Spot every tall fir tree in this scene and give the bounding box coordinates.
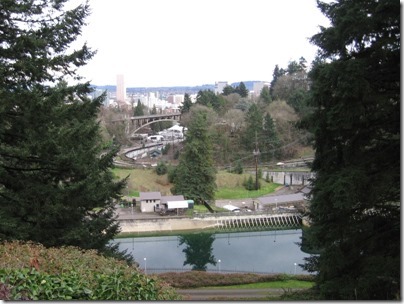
[235,82,249,98]
[0,0,128,260]
[269,64,285,99]
[150,104,161,133]
[195,89,223,113]
[133,99,144,116]
[242,104,263,152]
[262,113,280,161]
[171,112,216,204]
[180,93,193,114]
[303,0,400,300]
[259,86,272,104]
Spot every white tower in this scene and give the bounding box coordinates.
[116,74,126,102]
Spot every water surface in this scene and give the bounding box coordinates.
[114,229,310,274]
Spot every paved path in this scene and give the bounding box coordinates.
[176,288,272,300]
[176,287,305,300]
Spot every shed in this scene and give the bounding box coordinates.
[139,192,162,213]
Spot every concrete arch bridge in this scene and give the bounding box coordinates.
[112,113,182,135]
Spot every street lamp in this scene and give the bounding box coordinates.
[218,259,221,272]
[294,263,297,275]
[144,257,147,274]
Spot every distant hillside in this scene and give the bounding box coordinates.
[92,81,262,93]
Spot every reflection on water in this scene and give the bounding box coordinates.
[113,229,310,274]
[178,233,216,271]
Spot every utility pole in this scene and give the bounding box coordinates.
[253,131,260,190]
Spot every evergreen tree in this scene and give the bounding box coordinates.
[235,82,249,98]
[171,112,216,204]
[262,113,280,161]
[0,0,128,260]
[286,58,306,74]
[298,56,307,70]
[222,85,235,96]
[150,104,161,133]
[180,93,193,114]
[269,64,285,99]
[259,86,272,104]
[195,89,223,113]
[303,0,400,300]
[133,99,144,116]
[241,104,263,151]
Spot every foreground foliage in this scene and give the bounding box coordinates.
[0,241,180,301]
[303,0,400,300]
[0,0,127,259]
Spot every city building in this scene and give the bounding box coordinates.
[167,94,184,105]
[214,81,228,95]
[253,81,271,98]
[116,74,126,103]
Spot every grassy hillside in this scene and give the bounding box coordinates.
[112,168,281,199]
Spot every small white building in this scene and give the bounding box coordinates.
[139,192,193,213]
[139,192,161,212]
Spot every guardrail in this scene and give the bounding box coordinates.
[192,209,300,219]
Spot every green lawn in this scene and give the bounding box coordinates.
[215,183,280,199]
[112,168,282,200]
[202,279,314,290]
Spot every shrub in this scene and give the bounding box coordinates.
[233,161,243,174]
[0,283,11,300]
[155,161,168,175]
[155,271,312,289]
[0,241,181,301]
[243,175,261,190]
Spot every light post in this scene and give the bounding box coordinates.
[294,263,297,275]
[144,257,147,274]
[218,259,221,272]
[253,132,260,191]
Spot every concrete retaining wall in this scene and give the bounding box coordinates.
[264,171,315,186]
[119,217,219,233]
[118,213,303,233]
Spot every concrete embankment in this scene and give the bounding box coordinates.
[117,213,301,234]
[119,217,220,233]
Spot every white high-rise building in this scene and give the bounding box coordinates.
[253,81,270,97]
[214,81,228,94]
[116,74,126,102]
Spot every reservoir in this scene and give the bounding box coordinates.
[114,229,310,274]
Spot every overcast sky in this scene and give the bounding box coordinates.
[73,0,330,87]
